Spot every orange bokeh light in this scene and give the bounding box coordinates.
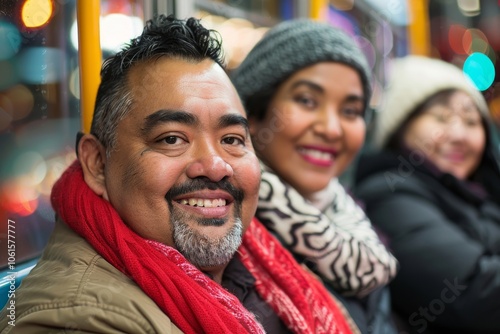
[0,180,39,217]
[489,96,500,121]
[21,0,53,28]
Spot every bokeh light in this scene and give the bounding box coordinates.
[69,67,80,99]
[484,45,497,64]
[21,0,53,28]
[378,21,393,57]
[0,21,21,60]
[17,47,63,84]
[13,151,44,177]
[5,85,35,121]
[100,14,143,52]
[489,95,500,124]
[1,179,39,217]
[200,14,267,70]
[328,7,356,36]
[0,93,13,116]
[463,52,495,91]
[463,28,489,54]
[449,24,467,54]
[355,36,376,69]
[70,14,144,53]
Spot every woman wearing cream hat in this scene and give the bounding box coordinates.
[355,55,500,333]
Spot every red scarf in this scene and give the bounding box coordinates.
[51,161,353,334]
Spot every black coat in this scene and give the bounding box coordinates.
[354,146,500,334]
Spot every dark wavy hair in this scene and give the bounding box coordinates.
[90,15,224,155]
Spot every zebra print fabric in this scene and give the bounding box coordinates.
[256,168,398,298]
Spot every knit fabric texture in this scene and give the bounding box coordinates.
[374,55,489,148]
[231,19,372,114]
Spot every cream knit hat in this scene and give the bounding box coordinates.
[374,55,489,148]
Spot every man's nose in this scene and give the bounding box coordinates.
[186,145,234,182]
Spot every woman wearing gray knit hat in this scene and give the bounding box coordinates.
[232,19,398,333]
[355,55,500,333]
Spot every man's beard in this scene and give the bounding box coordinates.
[165,177,245,268]
[171,214,243,268]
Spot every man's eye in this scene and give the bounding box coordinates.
[162,136,181,144]
[222,136,244,146]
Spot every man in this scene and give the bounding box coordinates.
[0,15,354,333]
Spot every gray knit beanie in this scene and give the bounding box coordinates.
[231,19,372,117]
[374,55,490,149]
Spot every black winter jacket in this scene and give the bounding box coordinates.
[354,146,500,334]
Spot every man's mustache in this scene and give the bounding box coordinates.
[165,177,244,203]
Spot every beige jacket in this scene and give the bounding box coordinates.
[0,220,183,334]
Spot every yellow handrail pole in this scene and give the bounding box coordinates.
[310,0,327,21]
[77,0,102,133]
[408,0,431,56]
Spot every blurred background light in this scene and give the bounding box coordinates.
[463,52,495,91]
[0,21,21,61]
[200,15,267,70]
[328,7,356,36]
[457,0,480,17]
[21,0,54,28]
[5,85,35,121]
[463,28,489,54]
[1,179,39,217]
[0,93,13,117]
[13,151,44,178]
[378,21,394,57]
[17,47,63,84]
[100,14,143,53]
[70,14,143,53]
[355,35,376,69]
[69,67,80,99]
[490,95,500,123]
[363,0,409,26]
[449,24,467,54]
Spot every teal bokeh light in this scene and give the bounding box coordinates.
[463,52,495,91]
[0,21,21,61]
[17,47,63,84]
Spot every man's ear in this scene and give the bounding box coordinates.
[78,134,108,199]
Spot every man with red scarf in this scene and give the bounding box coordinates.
[0,15,356,334]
